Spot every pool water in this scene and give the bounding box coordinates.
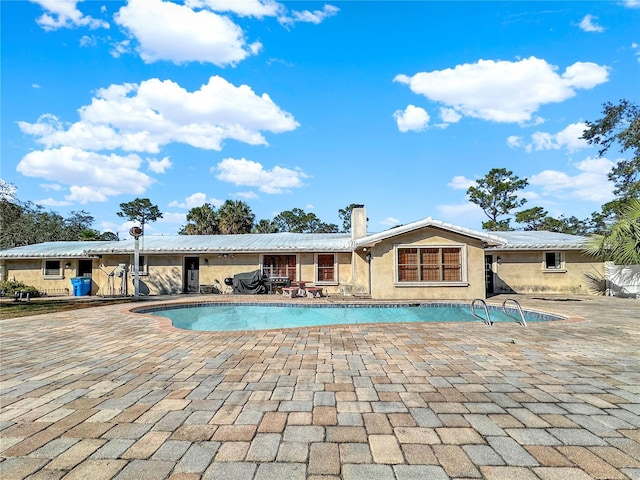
[144,303,559,332]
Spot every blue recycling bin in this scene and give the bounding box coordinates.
[71,277,91,296]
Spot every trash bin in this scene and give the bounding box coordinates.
[71,277,91,296]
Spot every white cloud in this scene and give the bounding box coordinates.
[147,156,172,173]
[521,190,541,202]
[282,5,340,25]
[507,135,522,148]
[529,156,615,202]
[39,183,63,191]
[561,62,610,89]
[17,147,155,204]
[33,0,336,68]
[32,84,41,89]
[512,122,589,153]
[633,43,640,63]
[19,76,299,153]
[212,158,308,194]
[623,0,640,8]
[380,217,401,226]
[114,0,261,66]
[393,105,430,132]
[447,176,475,190]
[578,14,604,33]
[186,0,284,18]
[30,0,109,31]
[79,35,97,47]
[235,191,259,200]
[436,203,484,228]
[394,57,609,124]
[35,197,72,207]
[440,107,462,124]
[168,192,223,209]
[157,212,187,224]
[99,220,118,232]
[110,40,132,58]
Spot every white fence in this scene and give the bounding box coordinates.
[605,262,640,298]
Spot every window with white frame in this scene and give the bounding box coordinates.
[43,260,62,278]
[316,254,337,284]
[129,255,148,275]
[544,251,564,271]
[396,245,465,284]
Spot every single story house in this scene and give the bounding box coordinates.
[0,207,606,299]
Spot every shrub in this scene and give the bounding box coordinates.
[0,280,41,297]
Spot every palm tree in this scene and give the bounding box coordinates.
[585,198,640,265]
[252,219,279,233]
[182,203,220,235]
[218,200,255,234]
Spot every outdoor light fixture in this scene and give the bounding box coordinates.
[204,258,209,264]
[219,253,229,258]
[65,262,71,268]
[497,256,502,264]
[365,253,372,262]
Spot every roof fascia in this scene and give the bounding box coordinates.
[355,218,505,248]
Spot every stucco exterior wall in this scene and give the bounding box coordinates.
[4,259,79,296]
[333,252,353,295]
[359,227,487,300]
[297,252,353,295]
[99,252,354,296]
[5,259,70,294]
[490,250,604,295]
[3,242,603,299]
[198,254,260,288]
[137,255,183,295]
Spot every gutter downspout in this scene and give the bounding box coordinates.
[366,252,372,296]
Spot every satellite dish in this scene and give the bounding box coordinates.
[129,226,143,238]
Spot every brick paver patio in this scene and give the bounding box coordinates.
[1,294,639,479]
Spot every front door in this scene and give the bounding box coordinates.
[78,259,93,277]
[184,257,200,293]
[78,259,93,295]
[484,255,494,296]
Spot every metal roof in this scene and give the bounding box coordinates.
[486,231,590,250]
[0,241,116,258]
[0,234,352,258]
[0,225,592,258]
[36,233,352,256]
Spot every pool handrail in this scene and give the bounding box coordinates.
[471,298,492,326]
[502,298,528,327]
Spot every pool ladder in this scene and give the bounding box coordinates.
[502,298,527,327]
[471,298,492,326]
[471,298,528,327]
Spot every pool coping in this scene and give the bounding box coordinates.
[125,296,583,334]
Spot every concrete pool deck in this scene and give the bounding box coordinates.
[1,294,639,480]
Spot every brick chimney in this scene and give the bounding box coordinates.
[351,205,367,241]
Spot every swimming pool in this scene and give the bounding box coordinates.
[139,302,562,332]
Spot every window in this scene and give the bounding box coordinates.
[396,246,464,283]
[316,254,336,283]
[43,260,62,278]
[262,255,297,280]
[129,255,148,275]
[544,252,564,271]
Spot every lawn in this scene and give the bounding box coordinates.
[0,297,137,320]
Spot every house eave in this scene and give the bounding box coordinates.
[355,217,505,249]
[485,245,588,252]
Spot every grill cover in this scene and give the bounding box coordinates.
[232,270,268,295]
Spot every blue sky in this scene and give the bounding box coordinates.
[2,0,639,238]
